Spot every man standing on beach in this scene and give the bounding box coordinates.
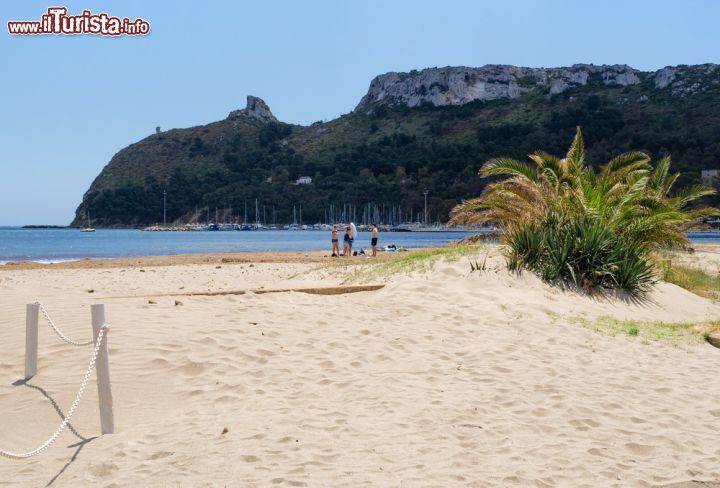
[331,225,340,257]
[343,226,353,257]
[370,223,379,257]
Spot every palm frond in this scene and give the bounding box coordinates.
[479,158,538,182]
[602,151,651,178]
[564,126,585,172]
[669,185,716,208]
[650,155,671,191]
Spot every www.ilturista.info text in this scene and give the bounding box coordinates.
[7,7,150,36]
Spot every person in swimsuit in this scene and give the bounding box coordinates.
[331,225,340,257]
[370,223,379,257]
[343,226,353,257]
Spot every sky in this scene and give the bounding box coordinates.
[1,0,719,225]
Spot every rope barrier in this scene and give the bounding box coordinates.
[0,324,109,460]
[36,302,94,346]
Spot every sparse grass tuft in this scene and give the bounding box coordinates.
[570,315,709,345]
[342,244,486,282]
[659,261,720,301]
[469,252,489,273]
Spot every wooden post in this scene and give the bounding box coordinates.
[91,304,114,434]
[24,303,39,380]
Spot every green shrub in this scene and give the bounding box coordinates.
[451,127,718,296]
[507,215,655,294]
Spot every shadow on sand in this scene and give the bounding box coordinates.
[12,379,98,487]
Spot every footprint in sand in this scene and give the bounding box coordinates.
[179,361,207,376]
[492,365,513,374]
[625,442,656,456]
[150,451,174,460]
[87,462,119,477]
[531,408,551,417]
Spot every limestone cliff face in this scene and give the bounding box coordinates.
[228,95,278,122]
[355,64,720,110]
[649,64,719,95]
[652,67,679,89]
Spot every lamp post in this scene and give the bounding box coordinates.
[423,189,429,227]
[163,190,167,226]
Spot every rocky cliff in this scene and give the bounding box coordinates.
[355,64,719,110]
[228,95,277,122]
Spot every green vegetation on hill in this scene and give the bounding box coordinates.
[72,65,720,227]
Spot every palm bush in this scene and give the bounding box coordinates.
[506,215,655,293]
[450,127,718,295]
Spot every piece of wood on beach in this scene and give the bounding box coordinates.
[251,284,385,295]
[707,331,720,349]
[101,284,385,299]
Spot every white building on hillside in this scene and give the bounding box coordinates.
[701,169,720,186]
[295,176,312,185]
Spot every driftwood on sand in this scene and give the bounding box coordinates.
[102,284,385,299]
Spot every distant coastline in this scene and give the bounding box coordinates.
[20,225,75,229]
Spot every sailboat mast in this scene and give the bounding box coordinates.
[162,190,166,226]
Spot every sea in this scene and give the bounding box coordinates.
[1,227,719,265]
[0,227,480,264]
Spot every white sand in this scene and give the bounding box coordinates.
[1,250,720,487]
[665,245,720,275]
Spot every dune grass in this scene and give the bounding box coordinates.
[659,261,720,301]
[569,315,713,346]
[341,244,487,282]
[369,244,485,274]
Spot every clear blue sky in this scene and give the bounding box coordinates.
[1,0,719,225]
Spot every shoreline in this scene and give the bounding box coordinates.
[0,248,414,271]
[3,242,720,272]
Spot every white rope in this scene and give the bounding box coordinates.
[36,302,93,346]
[0,325,108,460]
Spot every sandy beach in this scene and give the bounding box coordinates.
[1,245,720,487]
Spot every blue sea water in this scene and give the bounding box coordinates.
[0,227,479,264]
[1,227,718,264]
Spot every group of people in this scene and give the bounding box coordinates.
[331,224,379,258]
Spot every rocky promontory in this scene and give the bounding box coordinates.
[355,63,719,110]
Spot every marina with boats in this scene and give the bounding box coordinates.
[141,222,484,232]
[141,197,486,232]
